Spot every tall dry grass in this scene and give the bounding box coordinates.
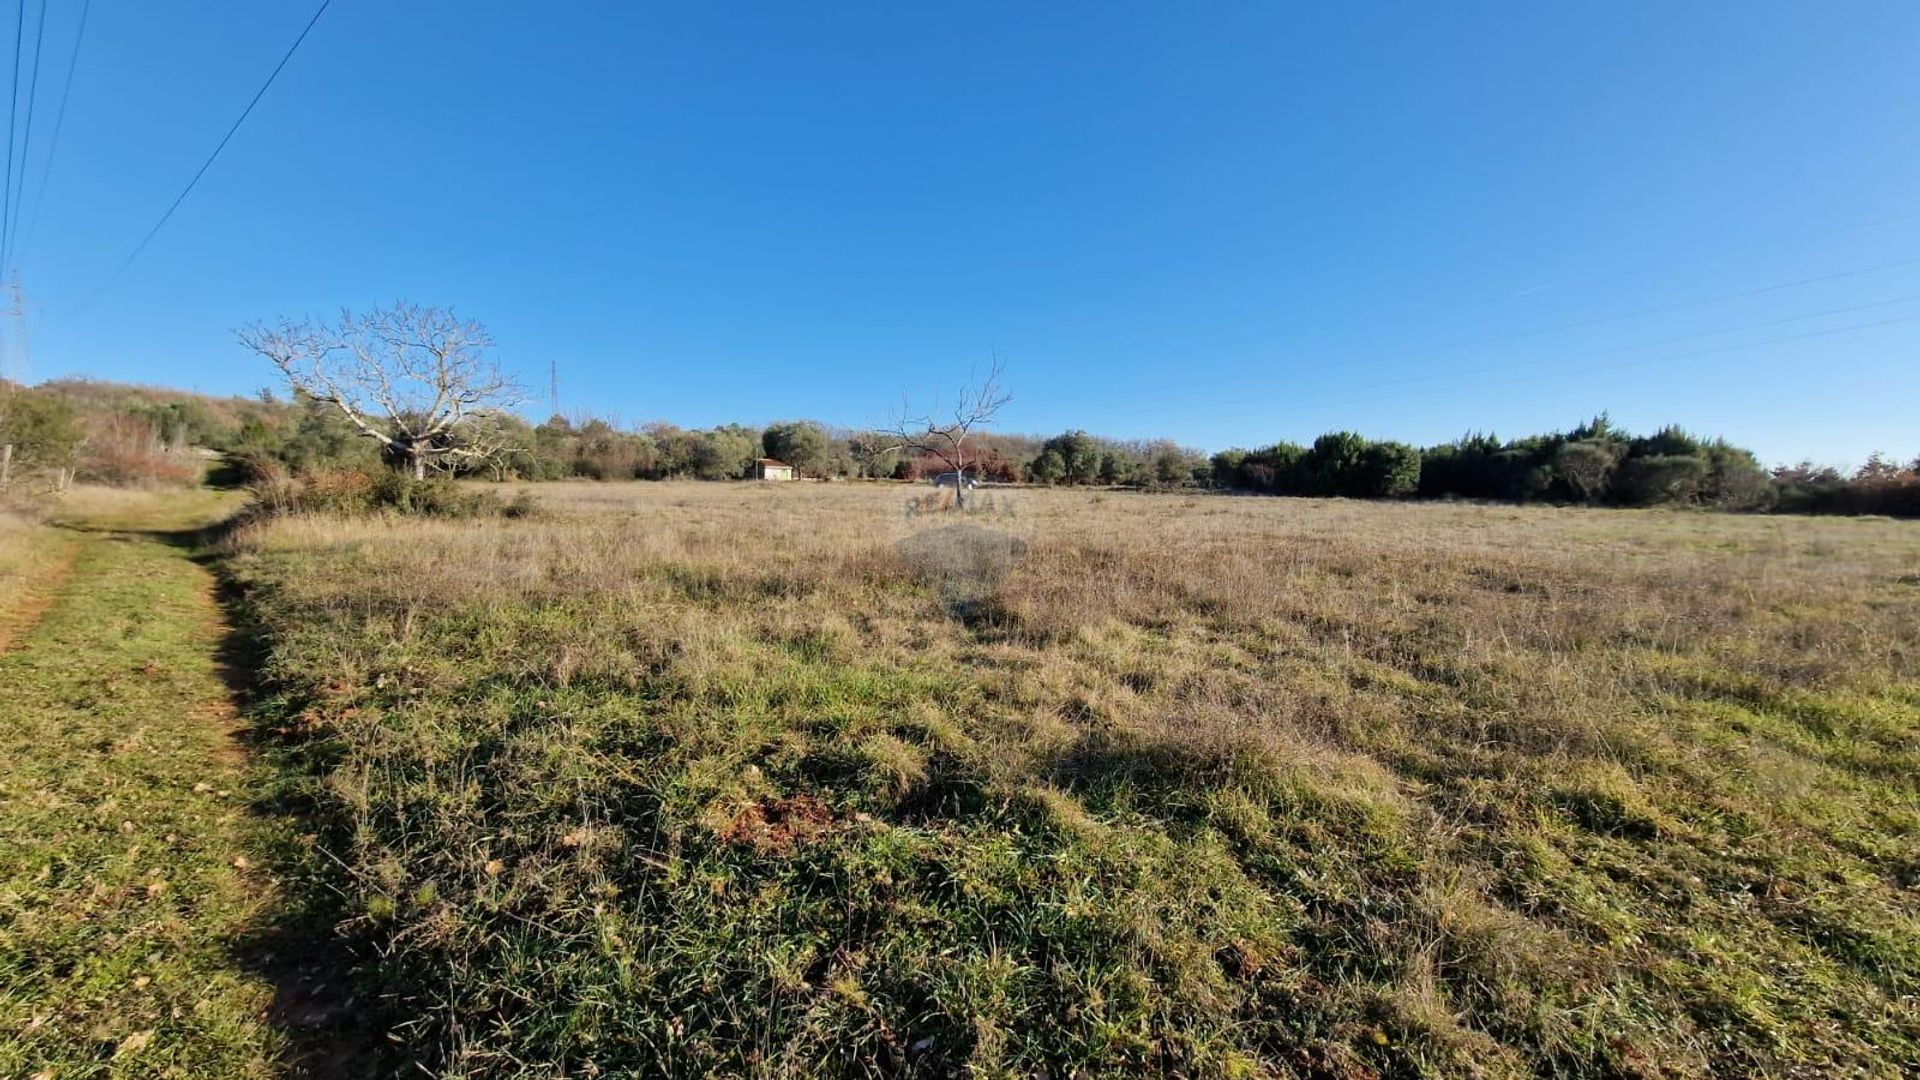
[227,481,1920,1077]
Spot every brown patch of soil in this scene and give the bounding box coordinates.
[718,794,835,854]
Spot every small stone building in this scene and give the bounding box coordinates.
[752,458,796,481]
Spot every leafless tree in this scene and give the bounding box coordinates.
[879,359,1011,509]
[237,302,526,479]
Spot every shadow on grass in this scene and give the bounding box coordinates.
[143,521,400,1080]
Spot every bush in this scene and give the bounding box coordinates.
[1614,455,1709,507]
[1552,440,1622,503]
[246,466,513,518]
[1301,431,1369,495]
[1357,441,1421,497]
[1700,442,1775,510]
[75,413,203,487]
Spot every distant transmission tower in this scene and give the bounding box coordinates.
[0,275,27,388]
[548,358,560,417]
[0,276,24,485]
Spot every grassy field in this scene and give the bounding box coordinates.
[200,481,1920,1078]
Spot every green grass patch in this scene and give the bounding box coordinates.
[0,525,284,1077]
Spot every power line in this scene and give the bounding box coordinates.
[1108,288,1920,422]
[1483,209,1920,302]
[16,0,91,271]
[1367,254,1920,366]
[1147,310,1920,430]
[1202,211,1920,366]
[2,0,22,284]
[4,0,47,275]
[1103,251,1920,410]
[78,0,333,311]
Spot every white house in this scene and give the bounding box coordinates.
[752,458,796,481]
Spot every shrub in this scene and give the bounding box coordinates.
[1357,441,1421,497]
[247,466,511,518]
[1701,442,1775,510]
[1208,449,1247,488]
[1553,440,1623,503]
[1615,455,1709,507]
[75,413,203,487]
[1301,431,1370,495]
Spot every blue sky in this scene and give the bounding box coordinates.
[12,1,1920,465]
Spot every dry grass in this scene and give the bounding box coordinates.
[0,501,71,649]
[225,481,1920,1077]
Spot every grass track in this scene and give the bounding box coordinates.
[0,491,293,1078]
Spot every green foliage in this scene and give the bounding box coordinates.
[1214,415,1879,514]
[1301,431,1369,494]
[1145,440,1206,487]
[246,463,514,518]
[1701,440,1776,510]
[1207,448,1247,488]
[11,377,1913,517]
[277,393,385,473]
[1632,423,1707,459]
[1355,440,1421,497]
[1030,430,1200,488]
[762,420,840,477]
[1031,430,1104,485]
[1553,439,1624,503]
[1615,454,1710,506]
[694,423,761,480]
[0,388,82,471]
[1216,434,1419,498]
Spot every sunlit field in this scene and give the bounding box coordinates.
[223,481,1920,1077]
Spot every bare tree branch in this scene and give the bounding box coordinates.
[878,357,1010,508]
[238,302,526,478]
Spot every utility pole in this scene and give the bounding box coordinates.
[548,358,560,418]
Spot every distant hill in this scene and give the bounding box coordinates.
[0,378,302,487]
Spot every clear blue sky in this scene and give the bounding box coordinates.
[13,1,1920,465]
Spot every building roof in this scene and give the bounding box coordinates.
[756,458,790,467]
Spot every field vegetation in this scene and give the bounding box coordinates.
[6,375,1917,517]
[213,481,1920,1077]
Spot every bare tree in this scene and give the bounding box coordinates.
[237,302,526,479]
[879,359,1011,509]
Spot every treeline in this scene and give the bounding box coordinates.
[2,379,1915,517]
[1208,418,1919,515]
[433,416,1210,488]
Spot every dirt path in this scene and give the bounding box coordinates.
[0,498,304,1077]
